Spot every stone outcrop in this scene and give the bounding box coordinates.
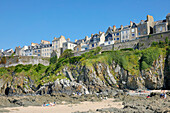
[0,52,169,96]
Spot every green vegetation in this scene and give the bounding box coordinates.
[50,56,57,64]
[0,40,169,86]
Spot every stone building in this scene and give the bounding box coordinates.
[121,25,130,42]
[88,32,105,49]
[15,46,21,56]
[41,44,52,57]
[52,35,67,58]
[137,15,154,36]
[166,13,170,30]
[153,20,168,33]
[33,45,41,56]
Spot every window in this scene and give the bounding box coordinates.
[160,26,162,31]
[38,50,40,53]
[123,36,124,39]
[38,54,40,56]
[56,45,57,48]
[77,48,79,51]
[138,32,140,35]
[92,44,94,47]
[126,36,128,39]
[144,31,146,34]
[35,50,37,53]
[53,46,54,48]
[85,48,88,50]
[169,17,170,20]
[117,38,119,40]
[108,42,110,44]
[131,29,134,32]
[144,25,146,28]
[45,53,46,56]
[138,27,140,30]
[116,33,119,36]
[47,53,48,55]
[132,34,135,37]
[114,38,116,40]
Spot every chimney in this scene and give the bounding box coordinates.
[113,25,116,32]
[91,34,93,38]
[82,39,84,43]
[121,25,123,30]
[1,49,3,52]
[147,15,154,22]
[54,37,57,39]
[99,31,102,34]
[67,38,70,41]
[130,21,133,27]
[75,39,77,42]
[85,36,88,41]
[60,35,65,39]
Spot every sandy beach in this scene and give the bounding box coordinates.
[4,98,123,113]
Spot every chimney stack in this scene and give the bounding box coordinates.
[85,36,88,41]
[130,21,133,27]
[99,31,102,34]
[147,15,154,22]
[91,34,93,38]
[82,39,84,43]
[54,37,57,39]
[113,25,116,32]
[75,39,77,42]
[121,25,123,30]
[67,38,70,41]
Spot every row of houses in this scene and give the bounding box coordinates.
[1,13,170,58]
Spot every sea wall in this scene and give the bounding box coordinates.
[0,56,49,67]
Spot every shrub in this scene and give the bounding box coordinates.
[165,37,169,44]
[141,61,149,70]
[140,47,161,68]
[50,56,57,64]
[151,41,158,47]
[69,56,82,64]
[120,48,134,51]
[60,49,73,59]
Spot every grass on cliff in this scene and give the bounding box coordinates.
[0,41,169,86]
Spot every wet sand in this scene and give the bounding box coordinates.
[4,98,123,113]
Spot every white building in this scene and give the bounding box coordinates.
[63,40,77,52]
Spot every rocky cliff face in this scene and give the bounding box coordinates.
[0,53,169,96]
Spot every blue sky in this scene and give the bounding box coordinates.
[0,0,170,50]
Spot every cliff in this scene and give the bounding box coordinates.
[0,46,169,96]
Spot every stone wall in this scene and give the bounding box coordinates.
[0,56,49,68]
[113,39,139,50]
[139,31,170,50]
